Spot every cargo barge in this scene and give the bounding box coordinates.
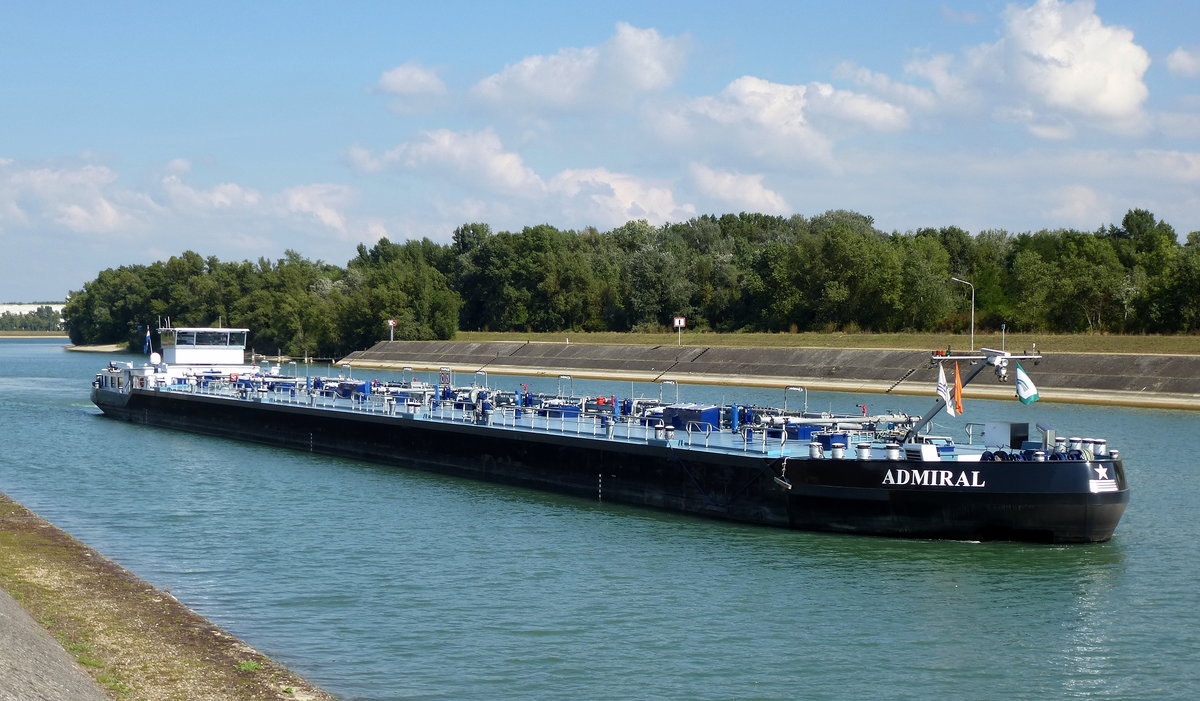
[91,328,1128,543]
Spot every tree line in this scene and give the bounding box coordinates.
[62,208,1200,356]
[0,305,63,331]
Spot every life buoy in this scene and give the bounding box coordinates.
[230,373,239,382]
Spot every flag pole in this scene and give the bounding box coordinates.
[903,348,1041,444]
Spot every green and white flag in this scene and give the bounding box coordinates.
[937,362,955,416]
[1015,362,1039,405]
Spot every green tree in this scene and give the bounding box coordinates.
[897,235,953,330]
[338,238,461,348]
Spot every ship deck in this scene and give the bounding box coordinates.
[154,380,808,459]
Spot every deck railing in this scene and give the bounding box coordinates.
[152,380,781,455]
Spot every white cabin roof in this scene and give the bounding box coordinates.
[158,327,250,334]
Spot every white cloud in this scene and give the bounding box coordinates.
[348,129,696,227]
[0,163,144,235]
[162,174,261,211]
[548,168,695,226]
[348,129,544,197]
[346,145,386,174]
[376,63,446,96]
[166,158,192,174]
[806,82,909,131]
[11,164,118,189]
[1047,184,1106,226]
[658,76,834,166]
[0,157,381,263]
[56,198,131,233]
[835,62,938,112]
[1166,47,1200,77]
[907,51,989,109]
[996,107,1077,139]
[472,22,687,111]
[602,22,687,92]
[281,184,353,235]
[1129,150,1200,183]
[1001,0,1150,127]
[1026,120,1076,140]
[656,73,909,171]
[689,163,789,214]
[374,63,447,114]
[837,0,1151,138]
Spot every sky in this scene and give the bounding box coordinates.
[2,0,1199,301]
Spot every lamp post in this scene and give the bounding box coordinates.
[950,277,975,351]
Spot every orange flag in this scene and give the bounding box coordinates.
[953,361,964,415]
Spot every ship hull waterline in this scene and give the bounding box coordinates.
[92,387,1128,544]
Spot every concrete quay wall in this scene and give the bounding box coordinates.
[340,341,1200,410]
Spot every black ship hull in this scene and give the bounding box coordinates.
[92,388,1128,543]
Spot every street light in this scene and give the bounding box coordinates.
[950,277,975,351]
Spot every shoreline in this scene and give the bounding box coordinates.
[63,343,129,353]
[0,493,337,701]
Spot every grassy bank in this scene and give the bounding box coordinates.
[453,330,1200,355]
[0,494,335,701]
[0,330,67,337]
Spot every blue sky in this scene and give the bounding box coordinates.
[2,0,1198,301]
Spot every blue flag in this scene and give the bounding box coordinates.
[143,327,151,354]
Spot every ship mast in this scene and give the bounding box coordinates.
[903,347,1042,444]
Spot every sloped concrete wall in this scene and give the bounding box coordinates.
[341,341,1200,402]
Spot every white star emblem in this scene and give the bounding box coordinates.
[1093,465,1109,480]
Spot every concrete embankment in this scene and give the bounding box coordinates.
[341,341,1200,410]
[0,493,336,701]
[0,587,109,701]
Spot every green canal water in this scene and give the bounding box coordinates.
[0,337,1196,700]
